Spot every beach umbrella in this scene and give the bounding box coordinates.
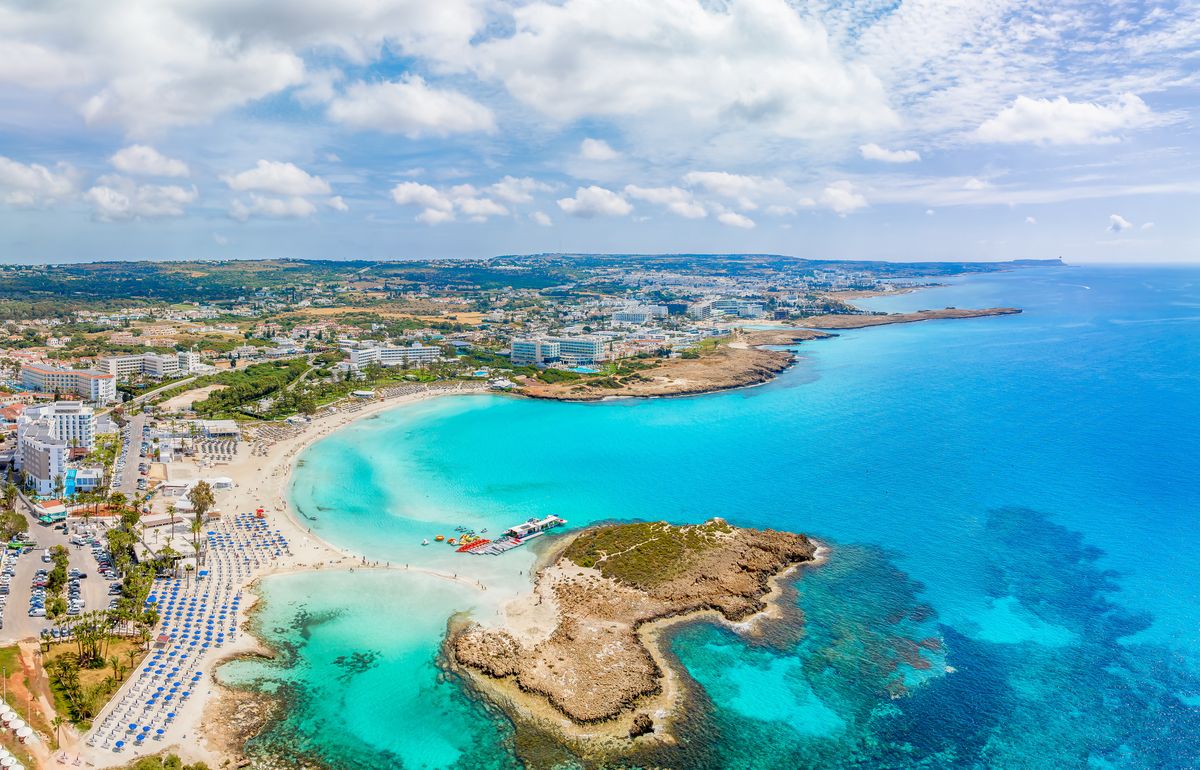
[15,727,32,742]
[0,756,14,767]
[114,741,124,750]
[8,720,25,731]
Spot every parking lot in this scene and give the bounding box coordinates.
[0,519,121,643]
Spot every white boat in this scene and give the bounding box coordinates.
[421,539,429,546]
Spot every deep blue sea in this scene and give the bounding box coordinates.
[221,264,1200,769]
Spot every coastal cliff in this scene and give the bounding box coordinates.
[450,520,817,750]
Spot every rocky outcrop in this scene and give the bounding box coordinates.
[451,521,817,736]
[796,307,1021,329]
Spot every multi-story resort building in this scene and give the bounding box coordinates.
[14,401,97,496]
[511,336,609,366]
[16,421,67,496]
[555,336,609,365]
[100,350,201,380]
[511,339,561,366]
[341,341,443,371]
[18,401,96,452]
[611,305,669,324]
[19,364,116,404]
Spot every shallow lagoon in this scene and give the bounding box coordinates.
[225,265,1200,768]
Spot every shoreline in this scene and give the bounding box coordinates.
[449,524,824,755]
[75,383,492,769]
[77,282,1010,767]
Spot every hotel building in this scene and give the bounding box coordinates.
[341,341,443,370]
[20,364,116,404]
[511,339,561,366]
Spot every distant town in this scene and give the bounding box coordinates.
[0,254,1049,505]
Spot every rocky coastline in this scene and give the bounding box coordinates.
[519,306,1020,402]
[519,329,832,401]
[449,520,818,754]
[796,306,1021,329]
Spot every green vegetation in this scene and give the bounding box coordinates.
[191,358,310,418]
[120,753,210,770]
[563,520,734,589]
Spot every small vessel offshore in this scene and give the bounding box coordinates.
[465,515,567,556]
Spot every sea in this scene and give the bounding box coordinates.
[218,264,1200,769]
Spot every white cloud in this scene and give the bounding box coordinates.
[964,177,991,191]
[488,176,552,205]
[327,76,495,137]
[682,171,792,210]
[416,208,456,225]
[1025,216,1037,224]
[475,0,895,141]
[0,157,77,206]
[819,181,867,215]
[579,138,620,161]
[1107,213,1133,233]
[222,160,331,196]
[1141,222,1155,231]
[327,196,349,212]
[456,196,509,221]
[391,179,515,224]
[624,185,706,219]
[530,211,552,226]
[0,0,488,134]
[110,145,189,178]
[717,211,755,229]
[230,194,317,221]
[390,181,452,210]
[556,186,632,217]
[925,209,935,216]
[85,176,197,221]
[976,94,1155,146]
[859,143,920,163]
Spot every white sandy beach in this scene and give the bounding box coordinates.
[68,383,492,769]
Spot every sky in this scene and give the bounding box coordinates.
[0,0,1197,264]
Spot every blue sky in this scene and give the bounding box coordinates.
[0,0,1197,263]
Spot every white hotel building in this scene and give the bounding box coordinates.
[510,336,609,366]
[20,364,116,404]
[100,350,203,380]
[15,401,95,496]
[341,341,443,371]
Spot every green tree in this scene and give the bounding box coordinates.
[186,481,215,565]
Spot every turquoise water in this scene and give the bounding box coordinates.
[227,265,1200,768]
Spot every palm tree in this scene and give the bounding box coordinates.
[186,481,214,566]
[51,715,65,749]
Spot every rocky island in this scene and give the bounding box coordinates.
[450,520,818,753]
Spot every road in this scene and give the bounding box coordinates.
[113,412,149,498]
[98,376,198,417]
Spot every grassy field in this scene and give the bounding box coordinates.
[44,637,148,729]
[563,520,734,589]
